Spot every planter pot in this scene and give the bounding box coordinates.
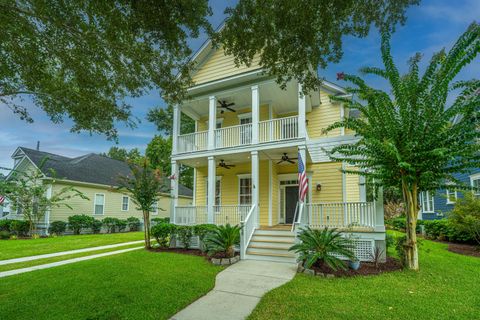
[349,260,361,270]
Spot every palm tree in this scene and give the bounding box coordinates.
[289,227,356,271]
[325,23,480,270]
[203,224,241,258]
[117,159,167,248]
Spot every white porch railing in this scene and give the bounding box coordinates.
[259,116,299,143]
[306,202,375,229]
[215,123,252,148]
[240,204,256,259]
[177,130,208,153]
[213,205,250,226]
[174,206,208,225]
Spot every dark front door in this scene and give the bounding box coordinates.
[285,186,299,224]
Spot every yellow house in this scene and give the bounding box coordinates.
[170,38,386,263]
[3,147,192,232]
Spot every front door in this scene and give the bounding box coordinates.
[285,186,299,224]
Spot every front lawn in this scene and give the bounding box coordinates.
[249,232,480,320]
[0,232,144,260]
[0,250,221,319]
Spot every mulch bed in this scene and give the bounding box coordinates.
[447,243,480,258]
[310,257,402,277]
[148,247,207,257]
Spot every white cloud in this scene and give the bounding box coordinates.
[420,0,480,23]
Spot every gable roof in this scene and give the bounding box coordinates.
[14,147,193,198]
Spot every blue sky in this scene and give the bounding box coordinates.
[0,0,478,173]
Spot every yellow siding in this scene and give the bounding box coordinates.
[271,163,279,225]
[306,90,342,138]
[308,162,343,202]
[345,170,360,202]
[196,105,269,132]
[192,47,262,85]
[49,183,191,222]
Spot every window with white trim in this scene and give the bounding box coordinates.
[420,191,434,213]
[239,176,252,205]
[94,194,105,215]
[121,196,129,211]
[206,177,221,207]
[151,201,159,215]
[446,189,457,204]
[471,176,480,197]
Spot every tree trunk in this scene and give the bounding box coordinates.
[402,180,419,270]
[143,210,151,249]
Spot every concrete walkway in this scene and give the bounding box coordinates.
[0,246,143,278]
[171,260,297,320]
[0,240,146,266]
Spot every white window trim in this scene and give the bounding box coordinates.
[237,112,252,120]
[121,196,129,211]
[93,193,105,215]
[204,118,224,128]
[470,173,480,196]
[237,174,252,205]
[446,189,457,204]
[420,191,435,213]
[151,201,159,215]
[205,176,222,210]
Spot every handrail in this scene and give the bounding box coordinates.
[291,202,304,232]
[240,204,256,259]
[290,202,299,232]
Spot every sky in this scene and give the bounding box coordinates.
[0,0,479,174]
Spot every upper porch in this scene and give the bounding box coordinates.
[172,79,348,158]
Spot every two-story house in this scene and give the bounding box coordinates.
[169,37,386,263]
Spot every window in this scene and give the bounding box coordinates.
[420,191,434,213]
[151,201,159,215]
[94,194,105,215]
[471,175,480,197]
[239,176,252,205]
[122,196,129,211]
[446,189,457,204]
[206,177,221,207]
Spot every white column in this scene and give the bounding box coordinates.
[172,105,181,154]
[298,83,306,138]
[208,96,216,150]
[44,185,53,235]
[375,187,385,232]
[170,160,179,223]
[207,156,216,224]
[251,151,259,226]
[268,159,273,226]
[340,104,345,136]
[251,85,259,144]
[192,168,197,206]
[359,174,366,202]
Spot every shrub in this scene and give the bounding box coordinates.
[151,223,177,247]
[117,219,128,232]
[385,233,395,249]
[395,235,407,266]
[0,219,12,232]
[68,214,92,235]
[424,219,475,244]
[448,193,480,245]
[193,224,217,251]
[91,219,103,234]
[126,217,141,231]
[0,230,10,240]
[388,217,422,233]
[203,224,241,258]
[10,220,30,237]
[176,225,193,249]
[49,221,67,235]
[289,227,355,271]
[102,217,119,233]
[151,217,170,225]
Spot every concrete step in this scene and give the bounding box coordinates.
[254,229,294,237]
[251,235,295,242]
[245,251,297,263]
[248,241,293,249]
[247,246,293,254]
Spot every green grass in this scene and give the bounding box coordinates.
[0,243,143,272]
[0,250,222,320]
[249,231,480,320]
[0,232,145,260]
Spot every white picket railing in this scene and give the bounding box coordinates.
[174,206,208,225]
[306,202,375,229]
[259,116,299,143]
[213,205,250,226]
[177,131,208,153]
[214,123,252,149]
[240,204,256,259]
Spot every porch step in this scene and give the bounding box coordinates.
[245,229,297,264]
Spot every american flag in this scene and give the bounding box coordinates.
[0,195,5,205]
[298,152,308,202]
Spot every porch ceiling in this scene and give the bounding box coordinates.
[178,145,309,168]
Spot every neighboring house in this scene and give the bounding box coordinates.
[419,168,480,220]
[2,147,193,231]
[0,174,9,217]
[169,32,386,263]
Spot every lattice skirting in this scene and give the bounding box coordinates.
[174,235,200,249]
[332,239,375,262]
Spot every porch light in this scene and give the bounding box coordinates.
[316,183,322,192]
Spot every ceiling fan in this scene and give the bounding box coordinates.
[217,159,236,169]
[277,153,298,165]
[218,100,236,114]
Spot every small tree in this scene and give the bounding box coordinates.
[0,163,87,236]
[325,23,480,270]
[449,193,480,246]
[117,159,167,248]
